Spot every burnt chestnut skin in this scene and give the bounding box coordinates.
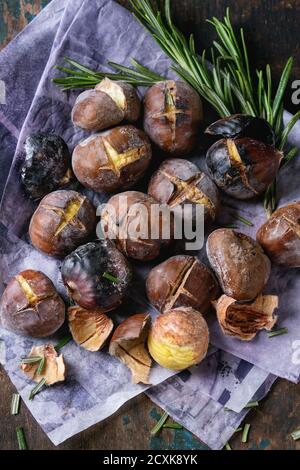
[207,229,271,301]
[146,255,220,314]
[61,241,132,310]
[72,125,152,193]
[205,114,275,146]
[144,80,203,156]
[206,137,282,199]
[148,158,219,223]
[101,191,173,261]
[257,201,300,267]
[0,270,65,337]
[29,190,96,257]
[20,133,73,199]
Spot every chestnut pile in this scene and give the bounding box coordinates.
[3,76,297,387]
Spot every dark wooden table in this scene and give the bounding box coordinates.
[0,0,300,451]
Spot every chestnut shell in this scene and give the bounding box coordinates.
[256,201,300,267]
[0,270,65,338]
[205,114,275,146]
[20,133,73,199]
[206,137,282,199]
[61,240,132,310]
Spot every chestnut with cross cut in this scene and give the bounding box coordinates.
[72,125,152,193]
[144,80,203,156]
[206,137,282,199]
[0,270,65,337]
[256,201,300,267]
[148,158,220,223]
[146,255,220,314]
[72,78,141,131]
[29,190,96,257]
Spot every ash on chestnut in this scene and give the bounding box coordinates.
[146,255,220,314]
[20,133,73,199]
[257,201,300,267]
[148,158,220,223]
[207,229,271,301]
[29,190,96,257]
[72,125,152,193]
[0,270,65,338]
[144,80,203,156]
[206,137,282,199]
[101,191,173,261]
[61,240,132,310]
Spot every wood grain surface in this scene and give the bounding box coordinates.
[0,0,300,451]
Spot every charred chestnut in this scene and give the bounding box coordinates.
[146,255,220,314]
[257,201,300,267]
[72,78,141,131]
[207,229,271,301]
[20,133,73,199]
[29,190,96,257]
[206,137,282,199]
[61,240,132,310]
[148,158,220,222]
[0,270,65,337]
[101,191,174,261]
[144,80,203,156]
[72,125,152,193]
[205,114,275,146]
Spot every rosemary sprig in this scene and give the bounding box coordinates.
[29,377,46,400]
[102,272,121,284]
[163,422,183,430]
[36,356,45,376]
[267,327,288,338]
[242,423,251,443]
[55,334,72,352]
[244,401,259,409]
[150,411,169,436]
[16,427,27,450]
[11,393,21,415]
[291,428,300,441]
[21,356,43,365]
[230,212,254,227]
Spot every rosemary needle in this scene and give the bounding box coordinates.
[21,356,42,365]
[267,327,288,338]
[36,356,45,376]
[150,412,169,436]
[29,378,46,400]
[16,427,27,450]
[102,272,121,284]
[291,428,300,441]
[230,212,254,227]
[163,422,183,430]
[242,423,251,443]
[225,442,232,450]
[244,401,259,409]
[11,393,21,415]
[55,335,72,352]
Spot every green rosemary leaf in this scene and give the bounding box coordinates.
[16,427,27,450]
[163,422,183,430]
[242,423,251,443]
[267,327,288,338]
[282,147,298,168]
[55,335,72,352]
[150,411,169,436]
[230,212,254,227]
[102,272,121,284]
[291,428,300,441]
[244,401,259,409]
[272,57,293,121]
[11,393,21,415]
[29,378,46,400]
[225,442,232,450]
[279,110,300,150]
[234,427,243,433]
[36,356,45,376]
[21,356,42,365]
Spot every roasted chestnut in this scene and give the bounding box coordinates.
[29,190,96,257]
[205,114,275,146]
[72,78,141,131]
[207,229,271,301]
[72,125,152,193]
[213,294,278,341]
[109,313,152,384]
[0,270,65,337]
[101,191,173,261]
[148,158,220,223]
[21,344,66,385]
[146,255,220,314]
[20,133,73,199]
[61,240,132,310]
[144,80,203,155]
[206,137,282,199]
[257,201,300,267]
[68,306,113,351]
[148,307,209,370]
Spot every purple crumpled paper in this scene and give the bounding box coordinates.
[0,0,297,447]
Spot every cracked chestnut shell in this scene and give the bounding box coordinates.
[206,137,282,199]
[205,114,275,146]
[61,240,132,310]
[213,294,278,341]
[29,190,96,257]
[148,307,209,370]
[72,125,152,193]
[109,313,152,384]
[144,80,203,156]
[68,306,113,351]
[146,255,220,314]
[256,201,300,267]
[207,229,271,301]
[72,78,141,131]
[101,191,174,261]
[0,270,65,337]
[148,158,220,223]
[20,133,73,199]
